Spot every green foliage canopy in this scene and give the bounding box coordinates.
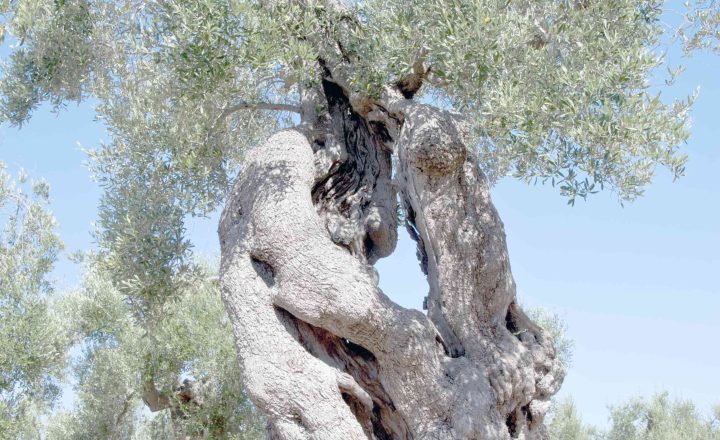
[0,0,700,202]
[0,165,263,437]
[679,0,720,54]
[0,0,708,314]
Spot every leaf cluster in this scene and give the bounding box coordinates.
[679,0,720,54]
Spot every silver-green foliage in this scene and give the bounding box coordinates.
[527,307,574,370]
[0,0,707,203]
[46,260,265,439]
[547,398,598,440]
[679,0,720,53]
[604,393,720,440]
[355,0,694,201]
[0,163,65,440]
[548,394,720,440]
[0,0,707,315]
[0,0,713,316]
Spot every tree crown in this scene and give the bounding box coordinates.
[0,0,700,202]
[0,0,712,331]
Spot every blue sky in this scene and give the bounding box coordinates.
[2,8,719,430]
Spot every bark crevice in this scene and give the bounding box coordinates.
[250,255,276,288]
[276,305,411,440]
[310,74,397,264]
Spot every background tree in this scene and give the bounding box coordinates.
[604,393,720,440]
[545,393,720,440]
[0,0,715,438]
[45,260,266,440]
[0,160,264,439]
[546,398,597,440]
[0,163,65,439]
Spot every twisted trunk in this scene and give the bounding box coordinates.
[218,77,564,439]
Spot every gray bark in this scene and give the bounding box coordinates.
[218,74,564,439]
[143,378,219,439]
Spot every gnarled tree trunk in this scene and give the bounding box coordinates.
[218,70,564,439]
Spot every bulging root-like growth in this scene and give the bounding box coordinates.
[219,83,564,439]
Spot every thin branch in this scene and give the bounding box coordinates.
[396,46,430,99]
[221,101,302,119]
[206,101,301,141]
[114,391,136,428]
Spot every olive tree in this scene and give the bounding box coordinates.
[546,393,720,440]
[0,164,65,439]
[0,162,263,439]
[45,261,265,439]
[546,398,597,440]
[0,0,711,438]
[604,393,720,440]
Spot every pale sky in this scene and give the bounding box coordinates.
[2,4,719,430]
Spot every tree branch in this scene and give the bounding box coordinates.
[221,101,302,118]
[207,101,302,140]
[142,379,171,412]
[395,46,430,99]
[114,391,136,429]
